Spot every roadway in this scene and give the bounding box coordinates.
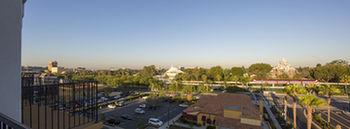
[319,110,350,129]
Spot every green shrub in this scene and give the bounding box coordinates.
[225,86,249,93]
[206,125,216,129]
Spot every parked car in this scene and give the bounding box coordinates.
[103,119,120,127]
[107,104,116,109]
[98,97,108,103]
[139,104,146,108]
[116,101,124,107]
[113,95,121,100]
[179,103,189,108]
[148,118,163,126]
[134,108,145,114]
[121,114,132,120]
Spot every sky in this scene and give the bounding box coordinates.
[22,0,350,69]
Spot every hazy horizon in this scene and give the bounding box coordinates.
[22,0,350,69]
[22,57,349,70]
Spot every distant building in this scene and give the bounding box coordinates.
[75,67,86,72]
[179,66,186,71]
[51,67,60,73]
[48,61,59,73]
[183,93,262,129]
[270,58,297,79]
[22,66,45,74]
[164,66,183,80]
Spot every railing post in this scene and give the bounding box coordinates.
[95,82,98,123]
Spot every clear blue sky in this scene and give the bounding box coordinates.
[22,0,350,69]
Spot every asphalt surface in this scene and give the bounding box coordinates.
[320,110,350,129]
[102,99,186,129]
[331,97,350,111]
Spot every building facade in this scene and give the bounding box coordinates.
[183,93,262,129]
[164,66,184,80]
[270,58,297,79]
[48,61,59,73]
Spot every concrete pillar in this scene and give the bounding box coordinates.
[0,0,25,122]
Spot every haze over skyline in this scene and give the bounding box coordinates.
[22,0,350,69]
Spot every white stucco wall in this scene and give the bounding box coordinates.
[0,0,24,122]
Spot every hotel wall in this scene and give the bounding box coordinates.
[0,0,24,122]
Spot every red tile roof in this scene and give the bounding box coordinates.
[184,93,262,129]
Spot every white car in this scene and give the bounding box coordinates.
[139,104,146,108]
[107,104,116,109]
[134,108,145,114]
[179,103,189,108]
[148,118,163,126]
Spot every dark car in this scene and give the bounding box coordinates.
[120,114,132,120]
[104,119,121,127]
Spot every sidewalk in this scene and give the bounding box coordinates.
[173,122,205,129]
[158,114,182,129]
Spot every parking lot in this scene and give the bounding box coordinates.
[102,98,187,129]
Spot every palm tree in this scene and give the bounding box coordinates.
[304,84,319,95]
[319,85,341,124]
[240,73,251,90]
[286,84,306,129]
[299,95,326,129]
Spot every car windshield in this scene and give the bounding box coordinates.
[152,119,159,122]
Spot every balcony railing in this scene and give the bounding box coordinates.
[0,112,29,129]
[21,74,98,129]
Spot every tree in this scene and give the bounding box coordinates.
[198,83,211,93]
[201,75,209,83]
[149,79,163,92]
[298,95,326,129]
[169,80,183,94]
[285,84,306,129]
[319,85,341,124]
[231,67,246,77]
[341,75,350,83]
[304,84,319,95]
[248,63,272,79]
[240,73,251,90]
[208,66,224,81]
[182,85,194,101]
[311,60,349,82]
[223,69,231,87]
[140,65,157,77]
[295,67,312,79]
[230,67,246,84]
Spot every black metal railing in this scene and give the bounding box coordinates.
[0,112,29,129]
[21,75,98,129]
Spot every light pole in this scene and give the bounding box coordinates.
[167,100,170,128]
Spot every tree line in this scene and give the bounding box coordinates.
[176,59,350,83]
[59,59,350,88]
